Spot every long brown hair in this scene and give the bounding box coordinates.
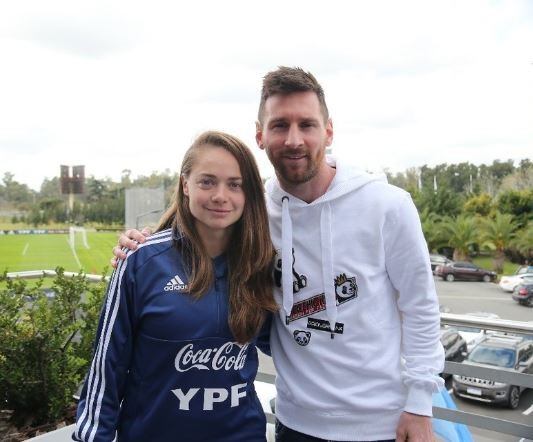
[157,131,277,343]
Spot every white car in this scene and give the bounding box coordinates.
[499,272,533,292]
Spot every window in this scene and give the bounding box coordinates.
[521,345,533,361]
[469,346,516,368]
[448,334,459,346]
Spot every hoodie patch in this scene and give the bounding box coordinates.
[287,293,326,322]
[293,330,311,346]
[307,317,344,335]
[274,249,308,293]
[334,273,358,305]
[284,273,359,323]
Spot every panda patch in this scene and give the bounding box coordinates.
[334,273,358,305]
[293,330,311,346]
[273,248,308,293]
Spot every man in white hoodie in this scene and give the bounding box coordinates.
[113,67,444,442]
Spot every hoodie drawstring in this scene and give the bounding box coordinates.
[320,203,337,339]
[280,196,338,338]
[281,196,294,324]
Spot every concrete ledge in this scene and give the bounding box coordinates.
[26,424,75,441]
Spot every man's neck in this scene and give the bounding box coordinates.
[278,164,336,203]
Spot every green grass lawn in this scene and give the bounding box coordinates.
[0,231,118,276]
[2,231,522,279]
[471,256,520,276]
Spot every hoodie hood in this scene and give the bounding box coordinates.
[265,155,387,337]
[265,155,386,207]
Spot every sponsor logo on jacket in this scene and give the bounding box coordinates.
[164,274,188,292]
[170,343,252,411]
[171,383,248,411]
[174,342,250,372]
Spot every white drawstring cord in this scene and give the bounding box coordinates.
[281,196,294,324]
[321,203,337,338]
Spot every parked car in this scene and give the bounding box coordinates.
[511,277,533,307]
[430,254,452,272]
[455,312,500,353]
[23,287,57,303]
[435,261,496,282]
[516,265,533,275]
[499,269,533,292]
[440,328,467,378]
[452,334,533,409]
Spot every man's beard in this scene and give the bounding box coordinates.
[266,147,324,185]
[276,158,319,185]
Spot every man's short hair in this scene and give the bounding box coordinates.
[257,66,329,124]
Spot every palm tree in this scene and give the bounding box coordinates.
[479,212,518,273]
[439,215,479,261]
[510,223,533,262]
[419,208,444,253]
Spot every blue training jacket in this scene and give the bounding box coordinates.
[73,229,267,442]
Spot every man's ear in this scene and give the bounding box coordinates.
[181,175,189,196]
[255,121,264,150]
[325,118,334,147]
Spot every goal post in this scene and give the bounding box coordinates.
[69,226,90,249]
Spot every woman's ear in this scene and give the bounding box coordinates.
[181,175,189,196]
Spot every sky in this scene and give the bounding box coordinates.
[1,0,532,191]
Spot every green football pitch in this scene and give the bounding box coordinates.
[0,231,119,276]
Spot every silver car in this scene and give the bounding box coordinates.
[452,334,533,409]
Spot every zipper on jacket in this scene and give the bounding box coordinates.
[215,276,221,334]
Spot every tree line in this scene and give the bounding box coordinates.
[1,159,531,268]
[0,169,178,226]
[385,159,532,270]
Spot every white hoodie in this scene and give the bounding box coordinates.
[265,156,444,441]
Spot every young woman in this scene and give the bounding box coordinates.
[74,131,277,442]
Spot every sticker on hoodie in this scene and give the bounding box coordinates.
[307,317,344,335]
[293,330,311,346]
[334,273,358,305]
[284,273,359,323]
[273,249,308,293]
[287,293,326,322]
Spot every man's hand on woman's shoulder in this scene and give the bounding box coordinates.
[110,227,152,268]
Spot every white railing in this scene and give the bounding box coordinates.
[5,269,109,283]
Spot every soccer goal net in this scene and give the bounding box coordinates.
[69,226,90,249]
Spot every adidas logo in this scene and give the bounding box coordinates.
[164,274,188,292]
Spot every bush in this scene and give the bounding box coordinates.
[0,268,107,428]
[497,189,533,227]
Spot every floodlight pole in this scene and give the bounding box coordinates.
[69,193,74,214]
[60,165,85,219]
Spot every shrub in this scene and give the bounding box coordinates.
[463,193,493,217]
[0,268,107,428]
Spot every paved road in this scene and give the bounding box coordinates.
[258,277,533,442]
[436,277,532,322]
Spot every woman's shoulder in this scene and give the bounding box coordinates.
[124,228,176,267]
